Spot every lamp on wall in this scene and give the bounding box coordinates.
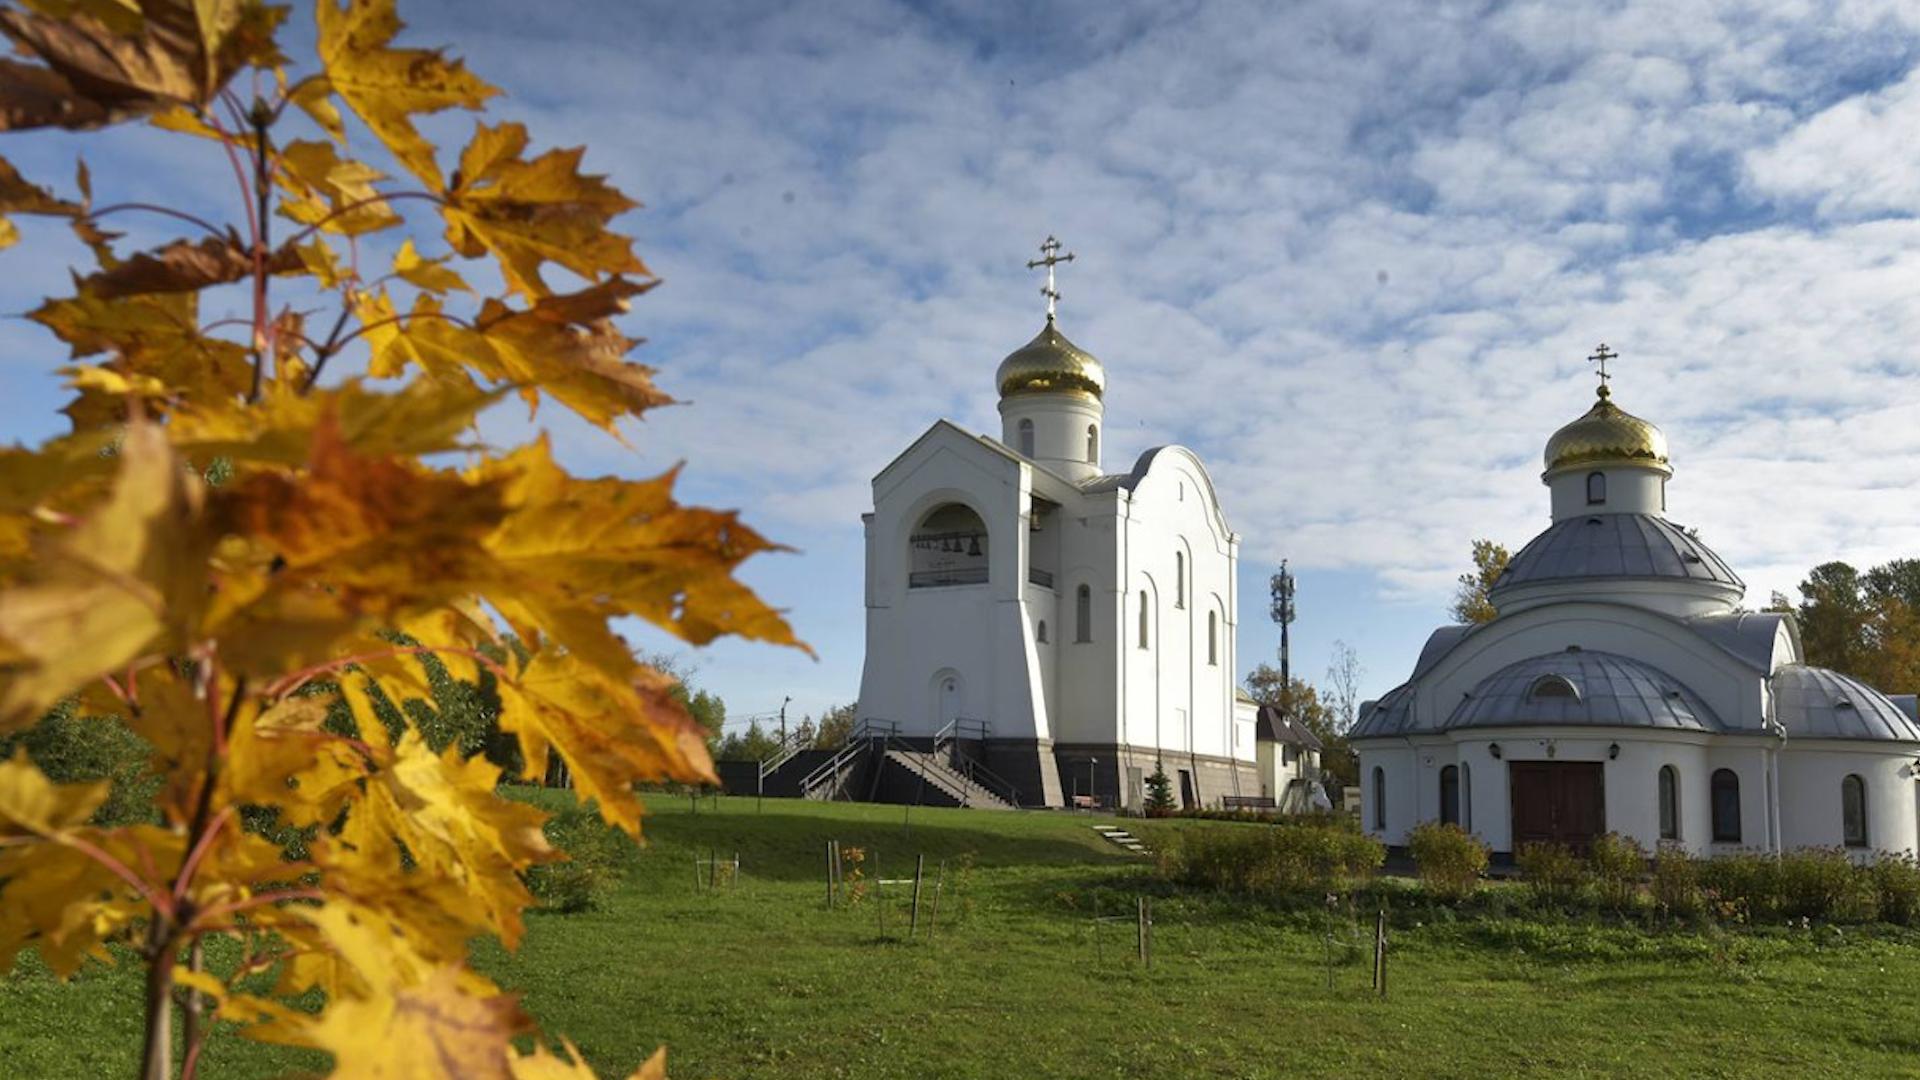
[1608,742,1620,761]
[1488,743,1502,760]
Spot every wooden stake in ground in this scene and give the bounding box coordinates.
[875,852,884,935]
[1144,896,1153,970]
[929,859,945,938]
[909,854,925,938]
[1136,897,1147,965]
[1372,908,1387,998]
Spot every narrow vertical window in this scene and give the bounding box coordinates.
[1086,424,1098,463]
[1036,620,1048,645]
[1586,471,1606,505]
[1460,762,1472,831]
[1711,768,1741,843]
[1137,590,1149,649]
[1017,418,1034,457]
[1207,611,1218,665]
[1174,552,1185,608]
[1439,765,1459,826]
[1658,765,1679,840]
[1371,766,1386,831]
[1842,774,1867,848]
[1075,585,1091,643]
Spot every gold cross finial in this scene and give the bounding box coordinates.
[1588,343,1617,399]
[1026,235,1075,322]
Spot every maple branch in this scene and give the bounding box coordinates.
[300,301,359,393]
[248,101,274,401]
[188,888,326,929]
[84,202,226,238]
[328,307,476,352]
[180,938,207,1080]
[172,804,236,903]
[59,834,174,920]
[202,112,260,259]
[284,191,445,246]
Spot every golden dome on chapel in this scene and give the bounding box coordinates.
[996,317,1106,399]
[1543,386,1671,477]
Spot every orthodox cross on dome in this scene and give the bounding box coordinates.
[1026,235,1075,322]
[1588,343,1617,399]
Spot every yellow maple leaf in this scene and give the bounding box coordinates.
[314,0,496,190]
[167,378,500,468]
[0,0,284,131]
[392,237,469,293]
[276,137,401,235]
[442,121,647,299]
[495,653,714,838]
[0,748,108,835]
[510,1040,667,1080]
[0,421,210,727]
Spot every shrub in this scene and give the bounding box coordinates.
[1166,821,1382,895]
[1515,843,1587,907]
[1650,843,1703,918]
[1589,832,1646,911]
[0,702,158,827]
[1407,821,1488,901]
[1697,852,1777,923]
[1777,848,1875,923]
[1870,852,1920,926]
[525,802,635,913]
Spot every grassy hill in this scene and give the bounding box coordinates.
[5,794,1920,1077]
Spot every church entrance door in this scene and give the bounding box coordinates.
[1508,761,1604,854]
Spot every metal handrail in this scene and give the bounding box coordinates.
[757,728,814,789]
[799,719,898,798]
[951,753,1021,807]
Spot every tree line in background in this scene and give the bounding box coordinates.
[1450,540,1920,694]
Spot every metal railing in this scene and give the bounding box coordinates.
[927,717,1020,807]
[909,568,988,588]
[756,727,814,793]
[799,719,898,799]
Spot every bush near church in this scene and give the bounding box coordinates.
[1407,821,1488,901]
[1161,817,1384,894]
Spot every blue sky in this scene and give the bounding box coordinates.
[4,0,1920,730]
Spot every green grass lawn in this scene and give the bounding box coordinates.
[5,794,1920,1078]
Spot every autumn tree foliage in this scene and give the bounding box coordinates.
[1449,538,1511,625]
[0,2,800,1077]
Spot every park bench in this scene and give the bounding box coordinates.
[1220,795,1277,811]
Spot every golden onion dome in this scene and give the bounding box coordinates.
[995,317,1105,399]
[1544,387,1670,476]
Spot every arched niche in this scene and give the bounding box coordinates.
[909,502,990,588]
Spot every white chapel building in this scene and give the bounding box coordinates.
[855,241,1259,809]
[1351,359,1920,857]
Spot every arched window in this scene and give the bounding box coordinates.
[1842,774,1867,848]
[1658,765,1679,841]
[1137,590,1149,649]
[908,503,988,588]
[1460,762,1472,831]
[1174,552,1185,608]
[1586,471,1607,505]
[1439,765,1460,826]
[1017,418,1034,457]
[1711,768,1741,843]
[1075,585,1092,643]
[1528,674,1580,701]
[1371,766,1386,831]
[1085,424,1098,463]
[1206,611,1218,665]
[1036,620,1048,645]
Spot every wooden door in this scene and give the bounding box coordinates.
[1508,761,1605,853]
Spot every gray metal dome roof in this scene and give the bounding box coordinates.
[1351,651,1724,738]
[1772,666,1920,742]
[1491,513,1743,596]
[1446,651,1722,733]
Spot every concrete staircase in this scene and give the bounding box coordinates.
[876,748,1015,810]
[1092,823,1151,855]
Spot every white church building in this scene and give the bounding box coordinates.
[1351,356,1920,857]
[855,240,1259,809]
